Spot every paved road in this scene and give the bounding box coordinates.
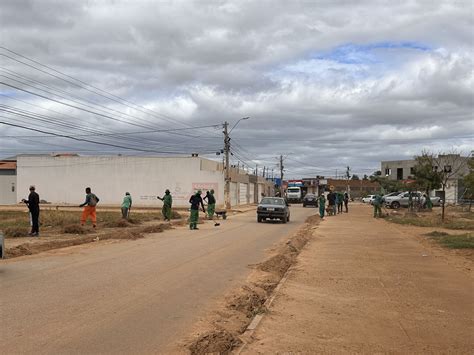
[1,205,316,354]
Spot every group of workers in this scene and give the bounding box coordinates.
[121,188,217,230]
[21,186,218,236]
[317,191,349,219]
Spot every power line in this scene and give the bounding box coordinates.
[0,46,219,136]
[0,120,219,155]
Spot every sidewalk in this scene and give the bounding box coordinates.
[242,204,473,353]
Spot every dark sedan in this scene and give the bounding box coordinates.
[302,193,318,207]
[257,197,290,223]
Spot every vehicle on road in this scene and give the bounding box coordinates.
[384,191,442,209]
[362,195,376,204]
[286,186,302,203]
[302,193,318,207]
[257,197,290,223]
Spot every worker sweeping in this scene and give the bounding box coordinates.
[189,190,205,230]
[318,193,326,219]
[157,189,173,221]
[79,187,99,228]
[203,189,216,220]
[373,193,383,218]
[121,192,132,220]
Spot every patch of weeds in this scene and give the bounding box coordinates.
[171,210,182,219]
[3,226,30,238]
[103,219,130,228]
[62,224,87,234]
[424,231,449,237]
[425,231,474,249]
[140,223,172,234]
[433,233,474,249]
[387,216,474,230]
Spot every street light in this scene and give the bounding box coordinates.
[224,117,250,210]
[229,116,250,134]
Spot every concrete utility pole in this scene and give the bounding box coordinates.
[223,121,231,210]
[280,155,284,196]
[223,117,250,210]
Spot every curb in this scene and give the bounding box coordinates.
[235,265,294,354]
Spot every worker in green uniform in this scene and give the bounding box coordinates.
[203,189,216,219]
[318,193,326,219]
[373,194,383,218]
[189,190,205,230]
[157,189,173,221]
[121,192,132,219]
[425,194,433,210]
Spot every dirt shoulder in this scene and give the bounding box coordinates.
[241,204,473,354]
[178,214,320,354]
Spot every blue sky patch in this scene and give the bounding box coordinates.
[314,41,432,64]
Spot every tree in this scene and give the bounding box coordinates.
[363,174,369,180]
[413,152,441,194]
[414,150,468,220]
[351,174,360,180]
[462,154,474,211]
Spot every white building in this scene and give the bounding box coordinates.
[381,154,470,204]
[0,160,17,205]
[14,155,272,207]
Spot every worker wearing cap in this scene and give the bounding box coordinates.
[157,189,173,221]
[121,192,132,219]
[189,190,205,230]
[22,185,40,236]
[203,189,216,219]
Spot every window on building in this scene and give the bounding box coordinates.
[444,165,452,173]
[410,167,415,174]
[385,168,391,176]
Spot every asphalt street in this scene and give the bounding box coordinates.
[1,205,317,354]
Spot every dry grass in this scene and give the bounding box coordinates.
[386,207,474,231]
[0,209,165,238]
[3,226,30,238]
[424,231,474,249]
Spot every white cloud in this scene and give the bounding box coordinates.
[0,0,473,176]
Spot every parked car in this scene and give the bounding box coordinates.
[302,193,318,207]
[257,197,290,223]
[383,191,401,198]
[384,191,442,209]
[362,195,376,204]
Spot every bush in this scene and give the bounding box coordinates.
[62,224,87,234]
[3,227,30,238]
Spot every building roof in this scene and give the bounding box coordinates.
[0,161,17,170]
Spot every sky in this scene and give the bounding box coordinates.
[1,0,473,178]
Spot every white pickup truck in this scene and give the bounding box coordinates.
[384,192,442,209]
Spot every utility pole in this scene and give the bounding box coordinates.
[223,121,231,210]
[280,155,284,196]
[346,166,351,198]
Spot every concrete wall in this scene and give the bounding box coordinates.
[381,160,416,181]
[0,174,17,205]
[17,156,225,207]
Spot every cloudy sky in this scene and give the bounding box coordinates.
[1,0,473,178]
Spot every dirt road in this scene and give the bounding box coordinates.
[243,204,474,353]
[0,206,316,354]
